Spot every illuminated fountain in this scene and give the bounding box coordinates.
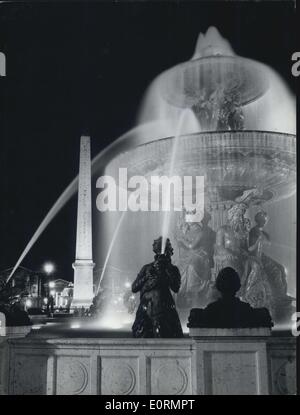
[99,27,296,327]
[3,26,296,398]
[7,27,296,331]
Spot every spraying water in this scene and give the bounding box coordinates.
[161,108,197,253]
[95,210,127,296]
[95,185,149,295]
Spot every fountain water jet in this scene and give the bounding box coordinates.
[95,211,127,296]
[161,108,199,253]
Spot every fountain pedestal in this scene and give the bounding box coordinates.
[206,201,234,231]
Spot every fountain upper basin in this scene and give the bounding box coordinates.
[105,130,296,207]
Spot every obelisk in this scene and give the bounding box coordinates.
[72,136,94,309]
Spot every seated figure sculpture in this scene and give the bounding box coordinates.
[131,237,183,338]
[249,210,295,322]
[214,203,273,315]
[188,267,273,328]
[175,209,216,309]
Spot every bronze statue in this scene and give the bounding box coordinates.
[131,237,183,338]
[249,210,294,321]
[188,267,273,328]
[214,204,273,314]
[175,210,216,308]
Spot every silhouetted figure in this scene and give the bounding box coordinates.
[0,283,31,326]
[188,267,273,328]
[214,204,272,313]
[0,302,31,327]
[89,299,97,317]
[132,237,183,338]
[47,295,54,315]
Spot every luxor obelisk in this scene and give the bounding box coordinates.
[72,136,94,309]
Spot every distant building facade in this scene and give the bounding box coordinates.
[44,278,73,311]
[0,267,73,312]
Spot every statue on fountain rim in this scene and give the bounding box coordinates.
[175,209,216,309]
[248,210,295,322]
[131,237,183,338]
[214,203,274,316]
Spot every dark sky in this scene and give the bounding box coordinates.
[0,1,296,280]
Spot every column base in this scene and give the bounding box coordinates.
[71,259,94,310]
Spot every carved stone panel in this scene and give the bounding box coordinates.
[56,356,91,395]
[100,357,139,395]
[269,352,296,395]
[150,357,192,395]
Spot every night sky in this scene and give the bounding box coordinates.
[0,1,296,281]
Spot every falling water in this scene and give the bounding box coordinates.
[161,108,197,253]
[95,185,149,295]
[95,210,127,296]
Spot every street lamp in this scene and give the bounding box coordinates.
[43,262,55,275]
[25,298,32,312]
[43,262,56,314]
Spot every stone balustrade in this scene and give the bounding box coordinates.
[0,330,296,395]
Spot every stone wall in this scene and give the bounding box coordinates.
[0,338,8,395]
[0,335,296,395]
